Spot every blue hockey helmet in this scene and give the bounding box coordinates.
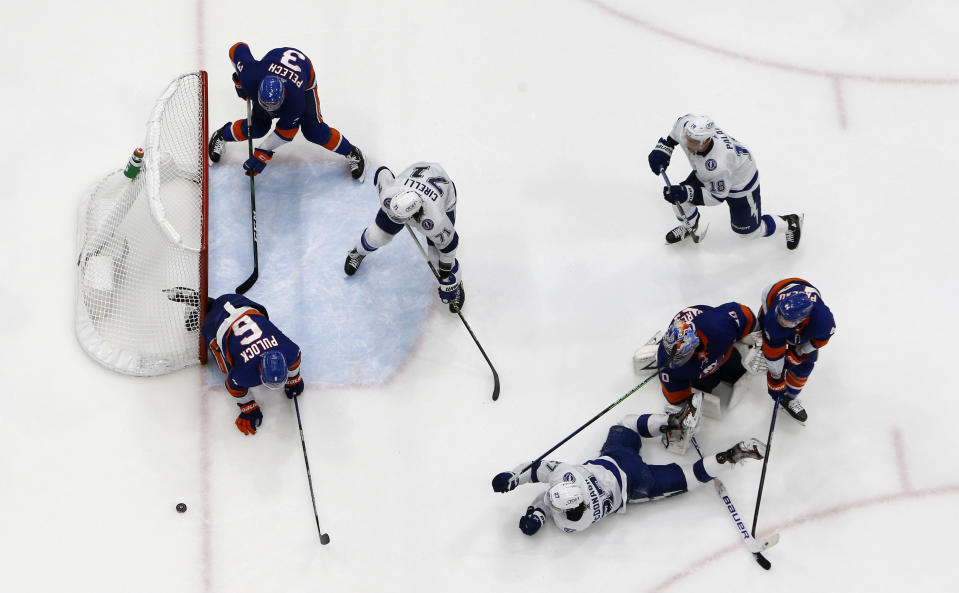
[257,75,286,111]
[663,318,700,367]
[775,292,814,327]
[260,350,287,390]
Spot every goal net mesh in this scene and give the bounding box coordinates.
[75,71,209,376]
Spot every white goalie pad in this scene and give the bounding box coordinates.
[633,330,663,375]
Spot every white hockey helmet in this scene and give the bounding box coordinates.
[546,480,586,511]
[683,115,715,141]
[387,191,423,221]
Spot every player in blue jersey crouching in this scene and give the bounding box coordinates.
[208,42,365,182]
[164,288,304,436]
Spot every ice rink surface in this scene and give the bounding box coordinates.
[3,1,958,592]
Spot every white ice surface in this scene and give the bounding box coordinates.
[3,1,958,592]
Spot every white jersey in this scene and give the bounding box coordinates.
[378,161,458,261]
[526,458,627,534]
[668,114,759,205]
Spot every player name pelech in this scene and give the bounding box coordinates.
[266,63,305,88]
[238,335,281,363]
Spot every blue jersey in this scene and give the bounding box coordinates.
[656,302,756,403]
[201,294,302,398]
[760,278,835,363]
[230,42,316,142]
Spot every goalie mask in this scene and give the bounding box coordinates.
[546,480,586,512]
[663,318,700,367]
[387,191,423,222]
[775,292,814,328]
[259,350,287,390]
[258,75,286,112]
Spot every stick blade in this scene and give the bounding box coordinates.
[235,270,258,295]
[491,369,501,401]
[754,552,771,570]
[319,533,331,545]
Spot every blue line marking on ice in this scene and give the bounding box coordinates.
[206,159,434,387]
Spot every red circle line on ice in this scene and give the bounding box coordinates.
[582,0,959,86]
[646,483,959,592]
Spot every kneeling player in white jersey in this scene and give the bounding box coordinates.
[491,414,765,535]
[344,162,465,313]
[647,113,802,248]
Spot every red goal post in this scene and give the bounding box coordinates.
[75,71,209,375]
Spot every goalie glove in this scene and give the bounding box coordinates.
[648,137,675,174]
[235,400,263,435]
[519,506,547,536]
[243,148,274,177]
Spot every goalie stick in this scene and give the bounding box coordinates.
[691,436,779,570]
[660,168,708,244]
[404,225,500,401]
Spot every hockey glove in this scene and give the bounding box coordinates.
[785,346,812,366]
[232,72,248,100]
[235,401,263,435]
[648,138,675,174]
[492,472,519,493]
[243,149,274,177]
[767,372,792,400]
[437,260,461,306]
[663,184,695,205]
[285,373,304,399]
[519,506,546,536]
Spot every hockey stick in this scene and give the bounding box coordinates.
[751,393,782,542]
[404,225,500,401]
[691,437,778,570]
[518,373,658,475]
[293,395,331,545]
[235,99,259,294]
[660,168,707,244]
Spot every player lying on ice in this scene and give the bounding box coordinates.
[491,414,765,535]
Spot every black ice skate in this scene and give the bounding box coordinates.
[448,283,465,314]
[665,218,707,244]
[783,213,803,250]
[716,438,767,464]
[208,124,228,163]
[780,397,808,423]
[347,145,366,182]
[344,249,365,276]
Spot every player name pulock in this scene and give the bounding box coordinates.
[239,335,280,363]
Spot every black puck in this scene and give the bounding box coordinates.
[176,503,187,513]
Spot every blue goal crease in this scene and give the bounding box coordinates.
[205,162,434,387]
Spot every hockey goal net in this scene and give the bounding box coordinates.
[75,71,209,375]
